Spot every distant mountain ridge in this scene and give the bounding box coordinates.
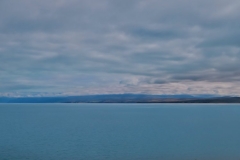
[1,94,239,103]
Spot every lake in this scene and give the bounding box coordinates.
[0,103,240,160]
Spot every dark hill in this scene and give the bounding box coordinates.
[1,94,239,103]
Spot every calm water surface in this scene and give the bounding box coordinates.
[0,103,240,160]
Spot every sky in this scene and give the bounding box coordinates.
[0,0,240,97]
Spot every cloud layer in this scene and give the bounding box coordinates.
[1,0,240,96]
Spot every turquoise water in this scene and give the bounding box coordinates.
[0,104,240,160]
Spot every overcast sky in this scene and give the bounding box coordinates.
[1,0,240,96]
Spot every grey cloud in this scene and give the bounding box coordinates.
[144,78,170,85]
[171,70,240,83]
[126,27,185,40]
[1,0,240,96]
[198,34,240,47]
